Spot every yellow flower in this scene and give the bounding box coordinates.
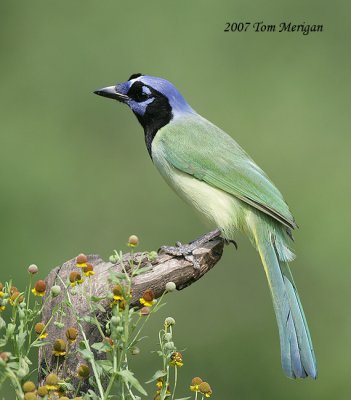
[35,322,48,339]
[0,291,4,298]
[139,289,156,307]
[128,235,139,247]
[76,253,88,268]
[9,291,24,305]
[190,377,203,392]
[170,352,183,367]
[155,378,170,395]
[52,339,66,356]
[83,263,95,277]
[45,373,59,391]
[69,272,84,287]
[66,327,78,343]
[32,280,46,297]
[198,382,212,398]
[0,305,5,312]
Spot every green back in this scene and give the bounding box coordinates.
[154,114,296,230]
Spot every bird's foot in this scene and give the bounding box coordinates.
[158,229,222,269]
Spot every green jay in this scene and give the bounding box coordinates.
[94,74,317,379]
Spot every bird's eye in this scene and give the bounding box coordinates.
[128,83,150,103]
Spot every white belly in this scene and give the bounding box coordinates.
[152,146,244,237]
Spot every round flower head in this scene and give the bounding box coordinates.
[128,234,139,247]
[0,352,9,363]
[35,322,48,339]
[45,372,59,390]
[112,284,124,300]
[140,306,150,316]
[198,382,212,398]
[170,351,183,367]
[22,380,36,393]
[66,327,78,342]
[53,339,66,356]
[24,393,37,400]
[69,272,83,287]
[190,377,203,392]
[9,291,24,305]
[164,317,175,327]
[139,289,156,307]
[51,285,61,297]
[37,385,48,397]
[32,280,46,296]
[77,364,90,379]
[165,281,176,292]
[83,263,95,277]
[28,264,38,274]
[76,253,88,267]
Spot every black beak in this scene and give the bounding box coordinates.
[94,86,129,102]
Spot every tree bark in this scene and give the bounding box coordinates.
[38,238,224,393]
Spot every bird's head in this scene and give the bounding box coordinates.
[94,74,193,132]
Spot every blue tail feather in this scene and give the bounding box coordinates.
[253,222,317,379]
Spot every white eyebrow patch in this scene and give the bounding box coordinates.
[142,86,151,95]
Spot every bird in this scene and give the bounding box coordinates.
[94,74,317,379]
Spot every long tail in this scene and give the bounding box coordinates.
[251,219,317,379]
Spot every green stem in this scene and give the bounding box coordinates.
[171,366,178,400]
[74,380,82,397]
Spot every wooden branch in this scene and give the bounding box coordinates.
[38,238,224,394]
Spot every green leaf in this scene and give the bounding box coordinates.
[0,317,6,331]
[175,397,191,400]
[118,369,147,396]
[96,359,113,373]
[86,389,100,400]
[80,316,96,324]
[133,265,153,275]
[78,348,94,361]
[91,342,110,352]
[94,304,106,313]
[112,272,128,280]
[6,323,16,337]
[16,331,27,350]
[31,340,51,348]
[90,296,105,302]
[145,369,167,383]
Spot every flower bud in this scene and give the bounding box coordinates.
[165,282,176,292]
[51,285,61,297]
[66,327,78,342]
[24,393,37,400]
[128,235,139,247]
[140,306,150,316]
[28,264,38,274]
[164,341,175,351]
[131,346,140,355]
[77,364,90,379]
[45,373,59,386]
[22,380,36,393]
[37,385,48,397]
[198,382,212,397]
[164,317,175,327]
[164,332,172,341]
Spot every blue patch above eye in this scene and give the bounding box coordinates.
[142,86,151,95]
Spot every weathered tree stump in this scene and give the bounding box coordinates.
[38,238,224,394]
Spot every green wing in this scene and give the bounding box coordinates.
[156,114,296,230]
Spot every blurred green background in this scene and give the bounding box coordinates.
[0,0,349,398]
